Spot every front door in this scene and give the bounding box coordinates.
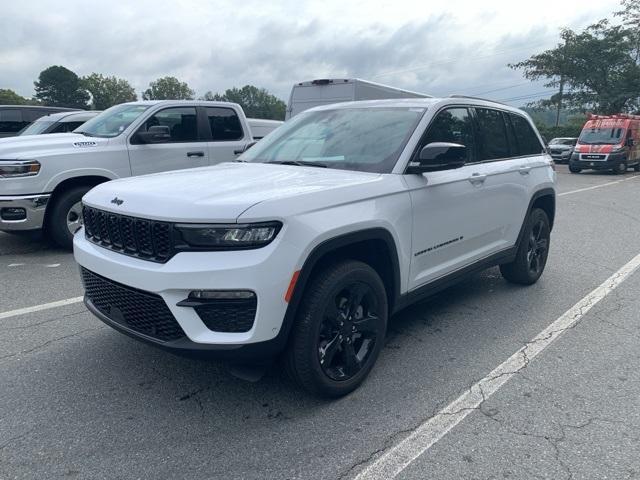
[406,107,510,290]
[127,106,209,176]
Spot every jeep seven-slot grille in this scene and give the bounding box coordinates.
[81,268,185,342]
[83,206,172,263]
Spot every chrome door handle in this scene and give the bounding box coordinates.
[519,167,531,175]
[468,173,487,185]
[187,151,204,157]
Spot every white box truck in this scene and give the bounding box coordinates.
[285,78,430,119]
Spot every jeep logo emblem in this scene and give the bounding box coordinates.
[110,197,124,206]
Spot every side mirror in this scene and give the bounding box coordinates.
[234,141,258,155]
[407,142,467,174]
[136,125,171,144]
[626,137,634,147]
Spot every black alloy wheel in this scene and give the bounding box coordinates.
[318,282,380,381]
[526,218,549,277]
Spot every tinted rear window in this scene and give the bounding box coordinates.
[475,108,510,160]
[509,113,543,156]
[207,107,244,141]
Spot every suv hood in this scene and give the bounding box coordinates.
[0,133,108,158]
[83,162,383,222]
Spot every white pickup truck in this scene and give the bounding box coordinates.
[0,100,280,248]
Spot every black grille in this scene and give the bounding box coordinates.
[81,268,185,342]
[83,206,173,263]
[194,298,257,333]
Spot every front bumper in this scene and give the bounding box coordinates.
[0,194,50,231]
[550,151,572,162]
[74,229,303,359]
[570,152,626,170]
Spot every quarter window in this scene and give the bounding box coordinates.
[207,107,243,141]
[422,108,475,162]
[509,113,544,156]
[475,108,510,160]
[138,107,199,143]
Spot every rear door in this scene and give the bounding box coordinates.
[127,106,209,176]
[205,106,249,165]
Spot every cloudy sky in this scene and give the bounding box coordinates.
[0,0,620,106]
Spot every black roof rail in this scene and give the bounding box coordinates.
[448,95,508,106]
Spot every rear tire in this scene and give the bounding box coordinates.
[500,208,550,285]
[46,186,92,249]
[569,165,581,173]
[284,260,388,398]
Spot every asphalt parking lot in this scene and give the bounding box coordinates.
[2,165,640,480]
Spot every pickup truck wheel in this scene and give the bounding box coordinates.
[285,260,387,397]
[634,163,640,172]
[500,208,550,285]
[47,186,91,249]
[568,165,581,173]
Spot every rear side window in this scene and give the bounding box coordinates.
[0,110,28,133]
[207,107,243,141]
[422,107,475,162]
[475,108,510,161]
[509,113,543,156]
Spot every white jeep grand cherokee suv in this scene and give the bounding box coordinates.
[74,97,556,397]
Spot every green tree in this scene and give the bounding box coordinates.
[82,73,137,110]
[142,76,194,100]
[0,88,28,105]
[202,85,286,120]
[34,65,90,109]
[511,13,640,114]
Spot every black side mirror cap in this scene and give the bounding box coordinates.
[136,125,171,144]
[407,142,467,174]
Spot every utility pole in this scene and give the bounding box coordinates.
[555,76,564,128]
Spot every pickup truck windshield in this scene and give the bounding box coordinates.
[75,104,150,138]
[579,127,625,145]
[241,107,425,173]
[19,121,55,136]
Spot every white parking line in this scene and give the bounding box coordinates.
[559,174,640,197]
[0,297,84,320]
[355,251,640,480]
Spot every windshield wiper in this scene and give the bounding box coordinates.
[76,131,96,137]
[267,160,328,168]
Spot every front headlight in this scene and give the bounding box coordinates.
[611,146,625,154]
[175,221,282,250]
[0,160,41,178]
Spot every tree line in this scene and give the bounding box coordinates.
[0,66,286,120]
[511,0,640,137]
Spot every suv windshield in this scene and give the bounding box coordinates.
[76,104,150,138]
[241,107,425,173]
[579,127,625,145]
[549,138,576,146]
[19,120,55,136]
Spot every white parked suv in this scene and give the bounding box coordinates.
[74,97,556,397]
[0,100,268,248]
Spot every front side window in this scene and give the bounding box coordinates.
[241,107,425,173]
[135,107,199,143]
[77,104,150,138]
[207,107,243,141]
[475,108,510,160]
[509,113,544,156]
[422,108,475,162]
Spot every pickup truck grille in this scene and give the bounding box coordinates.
[83,206,173,263]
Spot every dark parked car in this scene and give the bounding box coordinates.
[0,106,80,138]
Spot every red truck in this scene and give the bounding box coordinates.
[569,114,640,174]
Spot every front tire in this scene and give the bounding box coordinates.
[500,208,550,285]
[284,260,388,397]
[615,161,627,175]
[569,165,581,173]
[46,186,92,249]
[634,163,640,172]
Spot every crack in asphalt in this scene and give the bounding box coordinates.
[0,327,100,362]
[3,309,87,330]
